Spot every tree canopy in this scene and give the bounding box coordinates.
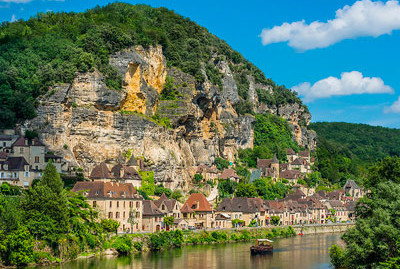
[330,157,400,268]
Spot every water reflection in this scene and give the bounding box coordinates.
[35,233,340,269]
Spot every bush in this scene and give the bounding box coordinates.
[329,244,345,268]
[101,219,120,234]
[112,235,133,255]
[133,241,143,251]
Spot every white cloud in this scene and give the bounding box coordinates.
[384,97,400,113]
[292,71,393,102]
[10,14,16,22]
[260,0,400,50]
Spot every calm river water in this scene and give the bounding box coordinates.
[36,233,341,269]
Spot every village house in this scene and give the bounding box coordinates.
[142,200,165,232]
[154,193,187,230]
[72,181,143,233]
[279,170,301,184]
[89,160,142,188]
[0,134,66,187]
[257,155,280,180]
[181,193,214,229]
[343,179,364,199]
[216,197,266,227]
[325,200,350,222]
[196,164,219,182]
[219,168,240,182]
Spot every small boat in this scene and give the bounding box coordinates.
[298,233,304,236]
[250,239,273,255]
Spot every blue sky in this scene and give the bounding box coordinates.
[1,0,400,127]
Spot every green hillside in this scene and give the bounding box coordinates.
[0,3,302,128]
[309,122,400,184]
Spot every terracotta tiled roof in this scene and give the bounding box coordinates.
[220,168,239,180]
[89,162,114,179]
[0,135,13,141]
[257,159,272,169]
[299,151,310,157]
[326,190,344,200]
[286,148,296,155]
[143,200,164,216]
[182,193,213,212]
[279,163,289,171]
[279,170,301,179]
[71,181,138,199]
[180,203,194,213]
[291,158,305,165]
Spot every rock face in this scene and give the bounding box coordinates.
[23,45,315,189]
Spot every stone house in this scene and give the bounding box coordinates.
[12,137,46,171]
[196,164,219,182]
[343,179,364,199]
[142,200,165,232]
[72,181,143,233]
[279,170,301,184]
[216,197,266,227]
[257,156,279,180]
[219,168,240,183]
[181,193,214,229]
[0,156,38,187]
[325,200,350,222]
[286,148,297,163]
[290,158,309,173]
[214,213,232,229]
[153,193,184,230]
[110,164,142,188]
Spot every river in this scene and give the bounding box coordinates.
[35,233,341,269]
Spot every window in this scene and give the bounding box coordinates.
[136,212,140,218]
[24,172,29,178]
[108,212,113,219]
[35,156,40,163]
[130,201,133,208]
[162,205,165,210]
[124,201,126,208]
[123,212,126,218]
[93,201,97,207]
[117,201,119,208]
[24,181,29,187]
[20,148,24,154]
[109,201,112,208]
[136,202,140,208]
[2,142,5,147]
[116,212,120,218]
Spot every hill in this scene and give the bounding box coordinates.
[2,3,316,187]
[0,3,304,128]
[309,122,400,185]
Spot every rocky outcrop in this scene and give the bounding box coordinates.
[23,45,315,189]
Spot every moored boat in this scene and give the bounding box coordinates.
[250,239,273,255]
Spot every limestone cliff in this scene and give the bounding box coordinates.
[23,45,315,189]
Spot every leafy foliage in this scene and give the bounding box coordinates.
[214,157,230,171]
[217,179,238,199]
[235,183,258,198]
[0,3,275,128]
[0,162,106,265]
[238,113,299,167]
[252,178,288,200]
[330,157,400,268]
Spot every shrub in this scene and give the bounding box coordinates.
[112,235,133,255]
[133,241,143,251]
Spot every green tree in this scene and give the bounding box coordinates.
[101,219,120,235]
[330,157,400,267]
[235,183,257,198]
[193,174,203,184]
[270,216,280,226]
[0,228,34,266]
[164,216,174,230]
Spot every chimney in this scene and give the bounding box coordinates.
[25,139,28,146]
[196,200,200,209]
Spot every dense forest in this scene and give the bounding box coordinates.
[0,3,303,129]
[309,122,400,186]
